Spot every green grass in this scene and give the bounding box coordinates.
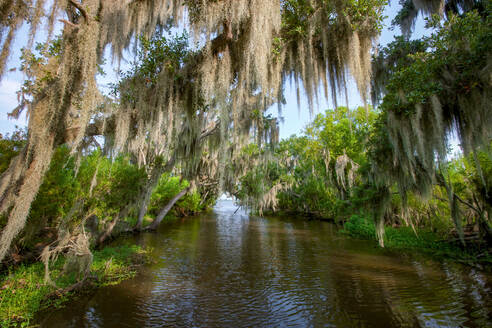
[340,214,492,265]
[0,245,151,327]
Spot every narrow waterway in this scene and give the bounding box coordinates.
[37,200,492,327]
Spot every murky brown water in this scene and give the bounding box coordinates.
[37,200,492,327]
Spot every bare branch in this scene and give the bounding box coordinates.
[200,119,220,141]
[433,193,481,215]
[68,0,88,21]
[59,18,79,28]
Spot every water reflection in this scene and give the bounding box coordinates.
[37,200,492,327]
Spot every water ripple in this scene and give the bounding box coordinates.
[37,200,492,328]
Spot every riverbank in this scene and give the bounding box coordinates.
[265,209,492,267]
[340,214,492,268]
[0,204,202,328]
[0,244,152,327]
[2,209,490,327]
[33,203,492,327]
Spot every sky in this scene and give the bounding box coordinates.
[0,2,428,139]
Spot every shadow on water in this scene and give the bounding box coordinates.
[36,200,492,327]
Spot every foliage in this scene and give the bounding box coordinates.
[367,5,492,246]
[0,0,389,263]
[371,36,427,104]
[0,0,489,304]
[380,9,491,113]
[0,128,26,176]
[114,33,193,103]
[28,147,80,229]
[0,140,205,258]
[235,106,378,218]
[305,106,376,163]
[341,214,378,239]
[148,173,203,217]
[341,214,492,263]
[22,149,147,239]
[236,99,492,256]
[0,245,151,327]
[88,154,147,220]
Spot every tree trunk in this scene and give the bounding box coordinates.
[146,187,190,231]
[97,205,131,246]
[479,205,492,245]
[97,217,119,246]
[135,157,176,230]
[135,184,154,231]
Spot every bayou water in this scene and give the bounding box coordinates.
[36,200,492,327]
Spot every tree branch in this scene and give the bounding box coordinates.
[58,19,79,28]
[68,0,88,22]
[434,193,481,215]
[200,119,220,141]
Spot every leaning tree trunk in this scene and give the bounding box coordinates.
[97,204,131,246]
[135,157,176,230]
[146,187,190,231]
[135,121,218,231]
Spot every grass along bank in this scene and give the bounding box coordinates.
[0,245,152,327]
[340,215,492,267]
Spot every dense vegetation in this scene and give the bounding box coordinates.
[1,244,151,326]
[0,129,207,326]
[234,106,491,261]
[0,0,490,325]
[0,130,207,259]
[233,0,492,253]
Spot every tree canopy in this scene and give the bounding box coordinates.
[0,0,490,263]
